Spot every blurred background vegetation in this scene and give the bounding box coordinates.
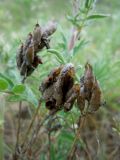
[0,0,120,159]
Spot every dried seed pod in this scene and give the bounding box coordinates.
[25,38,34,66]
[43,21,57,37]
[26,55,42,76]
[54,63,75,107]
[43,84,56,110]
[48,66,63,82]
[84,62,95,101]
[35,21,57,52]
[40,66,62,94]
[20,61,27,76]
[64,84,80,112]
[40,63,75,111]
[89,78,102,112]
[33,23,42,45]
[16,43,24,69]
[84,62,94,90]
[77,85,85,113]
[16,21,56,78]
[33,55,43,67]
[24,33,33,50]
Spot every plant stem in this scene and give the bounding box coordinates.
[48,132,51,160]
[24,110,57,155]
[13,77,26,160]
[68,0,90,52]
[21,99,42,148]
[67,115,86,160]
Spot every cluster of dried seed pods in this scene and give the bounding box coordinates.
[40,63,79,112]
[77,62,102,113]
[40,63,103,113]
[16,21,57,77]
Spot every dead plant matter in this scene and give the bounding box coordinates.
[16,21,57,77]
[40,62,103,113]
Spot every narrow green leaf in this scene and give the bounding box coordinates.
[48,49,66,64]
[0,78,9,91]
[73,39,88,56]
[87,14,109,20]
[66,15,75,23]
[85,0,90,8]
[12,84,25,94]
[60,32,67,49]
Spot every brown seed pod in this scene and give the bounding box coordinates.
[16,21,56,78]
[43,21,57,37]
[84,62,94,90]
[35,21,57,52]
[84,62,95,101]
[54,63,75,107]
[24,33,33,50]
[25,38,34,66]
[40,63,75,111]
[33,23,42,44]
[16,43,24,69]
[26,55,43,77]
[42,82,58,111]
[77,85,85,113]
[64,84,80,112]
[40,66,62,94]
[89,78,102,112]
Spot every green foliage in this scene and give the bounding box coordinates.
[0,79,9,91]
[12,84,25,94]
[87,14,109,20]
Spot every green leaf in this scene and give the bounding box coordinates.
[73,39,88,56]
[48,49,66,64]
[0,78,9,91]
[66,15,75,23]
[60,130,74,142]
[67,15,80,28]
[85,0,90,8]
[87,14,109,20]
[12,84,25,94]
[7,95,25,102]
[60,32,67,50]
[0,73,14,88]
